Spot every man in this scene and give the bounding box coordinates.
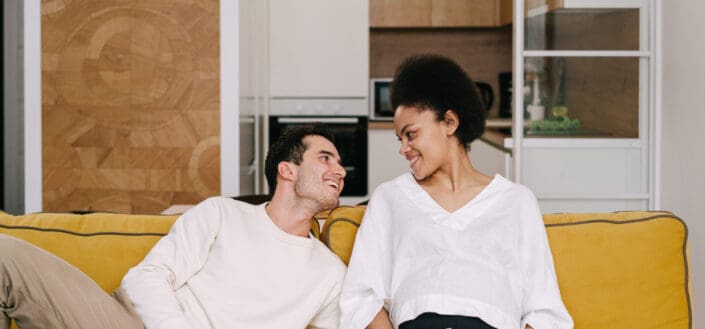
[0,124,347,329]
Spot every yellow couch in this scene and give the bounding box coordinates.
[320,207,693,329]
[0,208,692,329]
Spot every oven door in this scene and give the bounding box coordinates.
[269,116,368,196]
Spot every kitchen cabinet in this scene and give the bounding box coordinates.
[510,0,656,212]
[370,0,511,28]
[268,0,368,98]
[470,137,512,179]
[368,128,409,194]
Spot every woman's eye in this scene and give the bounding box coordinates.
[406,131,415,139]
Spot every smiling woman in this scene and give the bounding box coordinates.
[340,54,573,329]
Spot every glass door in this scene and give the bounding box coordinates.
[512,0,656,212]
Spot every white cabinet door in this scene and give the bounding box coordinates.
[368,129,409,193]
[268,0,369,98]
[469,139,512,179]
[520,142,648,213]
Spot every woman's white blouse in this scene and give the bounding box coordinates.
[340,173,573,329]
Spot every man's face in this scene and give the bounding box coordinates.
[293,135,346,210]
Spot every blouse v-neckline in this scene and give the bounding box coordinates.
[400,173,506,229]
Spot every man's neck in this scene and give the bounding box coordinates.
[265,194,316,238]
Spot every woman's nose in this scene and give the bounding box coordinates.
[399,141,410,155]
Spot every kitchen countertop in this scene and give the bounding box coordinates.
[369,118,514,153]
[370,118,517,130]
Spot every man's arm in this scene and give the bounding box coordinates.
[121,197,224,329]
[366,308,393,329]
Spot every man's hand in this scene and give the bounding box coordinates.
[526,325,534,329]
[366,308,393,329]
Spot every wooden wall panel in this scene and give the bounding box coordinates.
[42,0,220,214]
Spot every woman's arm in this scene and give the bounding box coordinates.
[517,190,573,329]
[366,308,393,329]
[339,189,394,329]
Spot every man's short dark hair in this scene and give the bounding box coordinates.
[264,124,335,193]
[390,54,486,148]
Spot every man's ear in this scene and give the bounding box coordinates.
[442,109,459,135]
[277,161,296,182]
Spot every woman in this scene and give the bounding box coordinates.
[339,55,573,329]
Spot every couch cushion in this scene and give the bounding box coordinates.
[0,212,178,293]
[320,206,365,265]
[321,208,692,329]
[544,211,691,329]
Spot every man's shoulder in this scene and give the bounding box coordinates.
[195,196,260,213]
[311,238,347,275]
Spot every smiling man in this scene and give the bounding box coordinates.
[0,124,347,329]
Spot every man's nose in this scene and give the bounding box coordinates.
[334,161,347,178]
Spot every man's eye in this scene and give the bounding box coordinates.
[406,131,415,139]
[321,155,329,161]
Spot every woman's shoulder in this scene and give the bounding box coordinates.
[489,174,538,202]
[372,172,414,194]
[367,173,415,208]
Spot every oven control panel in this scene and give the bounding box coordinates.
[269,98,368,116]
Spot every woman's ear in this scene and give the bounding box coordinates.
[277,161,296,182]
[442,110,459,135]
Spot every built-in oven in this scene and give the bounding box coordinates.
[268,99,368,197]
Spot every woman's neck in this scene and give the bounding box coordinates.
[418,145,493,212]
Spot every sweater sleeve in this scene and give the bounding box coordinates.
[517,191,574,329]
[340,190,393,329]
[309,277,344,329]
[121,197,224,329]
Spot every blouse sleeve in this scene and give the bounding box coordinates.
[518,191,574,329]
[339,189,394,329]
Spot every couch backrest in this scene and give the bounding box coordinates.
[321,207,692,329]
[0,212,178,293]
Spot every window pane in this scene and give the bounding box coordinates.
[525,5,640,51]
[523,57,639,138]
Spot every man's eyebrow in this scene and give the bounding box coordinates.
[318,150,344,166]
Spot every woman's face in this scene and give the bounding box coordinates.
[394,105,456,180]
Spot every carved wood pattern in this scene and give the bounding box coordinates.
[42,0,220,214]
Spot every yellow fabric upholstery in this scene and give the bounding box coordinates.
[0,209,327,329]
[0,212,178,293]
[0,208,691,329]
[320,206,366,265]
[543,211,691,329]
[321,208,692,329]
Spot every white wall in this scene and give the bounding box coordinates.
[661,0,705,327]
[3,0,25,214]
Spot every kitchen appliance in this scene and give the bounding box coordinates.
[498,72,512,118]
[371,78,495,120]
[369,78,393,121]
[474,82,494,112]
[269,99,368,196]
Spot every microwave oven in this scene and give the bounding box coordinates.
[369,78,393,121]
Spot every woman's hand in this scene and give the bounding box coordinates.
[526,325,534,329]
[365,308,393,329]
